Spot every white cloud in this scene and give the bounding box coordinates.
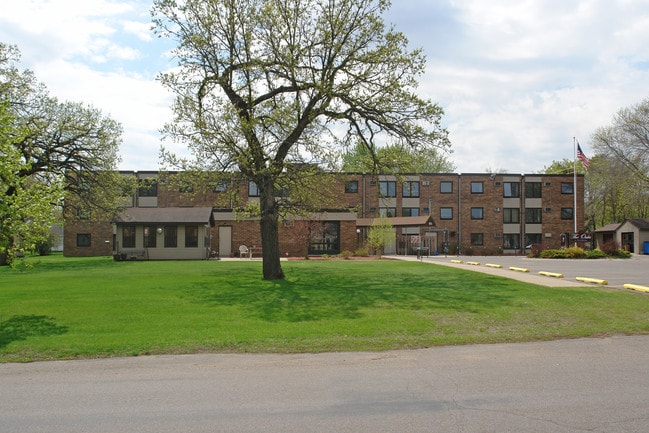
[2,0,648,173]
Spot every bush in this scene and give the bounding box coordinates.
[614,249,632,258]
[540,247,586,259]
[353,247,369,257]
[339,250,353,259]
[599,239,618,256]
[527,243,543,258]
[586,249,608,259]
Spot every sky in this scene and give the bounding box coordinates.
[2,0,648,173]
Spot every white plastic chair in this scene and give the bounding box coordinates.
[239,245,249,258]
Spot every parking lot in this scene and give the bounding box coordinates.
[400,253,649,290]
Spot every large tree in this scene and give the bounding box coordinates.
[0,43,127,264]
[592,97,649,186]
[152,0,450,280]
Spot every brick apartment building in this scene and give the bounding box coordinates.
[63,171,585,259]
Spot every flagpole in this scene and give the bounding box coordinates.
[573,137,577,245]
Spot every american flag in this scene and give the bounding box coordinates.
[577,143,590,170]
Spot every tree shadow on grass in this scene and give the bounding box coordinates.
[0,315,69,348]
[185,266,518,323]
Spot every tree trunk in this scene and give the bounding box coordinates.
[259,175,285,280]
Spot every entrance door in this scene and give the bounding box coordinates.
[622,232,634,252]
[219,226,232,257]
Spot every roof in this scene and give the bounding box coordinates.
[593,222,622,233]
[594,219,649,233]
[356,215,435,227]
[114,207,215,225]
[626,218,649,230]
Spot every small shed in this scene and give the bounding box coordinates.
[113,207,215,260]
[594,218,649,254]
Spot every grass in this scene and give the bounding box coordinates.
[1,254,649,362]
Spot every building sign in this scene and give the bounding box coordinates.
[572,233,592,241]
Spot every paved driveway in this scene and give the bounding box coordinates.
[405,253,649,289]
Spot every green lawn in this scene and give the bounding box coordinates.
[2,254,649,362]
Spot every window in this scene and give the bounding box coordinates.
[214,181,228,192]
[379,181,396,197]
[503,234,520,249]
[402,181,420,198]
[525,208,542,223]
[440,207,453,220]
[561,182,574,194]
[402,207,420,217]
[164,226,177,248]
[471,207,484,219]
[503,182,520,198]
[122,225,136,248]
[143,226,156,248]
[248,181,260,197]
[138,179,157,197]
[471,233,484,246]
[344,181,358,193]
[308,221,341,255]
[470,181,483,194]
[503,208,520,224]
[379,207,397,217]
[561,207,574,220]
[525,182,542,198]
[440,181,453,193]
[76,233,91,247]
[525,233,542,247]
[185,225,199,248]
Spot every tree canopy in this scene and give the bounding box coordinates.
[340,142,454,173]
[592,97,649,185]
[0,43,127,264]
[152,0,450,279]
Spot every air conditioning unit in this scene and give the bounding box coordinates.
[422,181,430,186]
[545,207,552,212]
[494,233,502,238]
[545,182,551,186]
[369,181,377,186]
[494,207,501,212]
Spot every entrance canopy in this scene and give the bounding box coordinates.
[356,215,435,228]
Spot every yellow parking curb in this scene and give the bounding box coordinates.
[466,261,480,266]
[576,277,608,285]
[450,259,463,264]
[624,283,649,293]
[509,266,530,273]
[485,263,503,268]
[538,271,564,278]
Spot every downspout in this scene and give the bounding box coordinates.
[457,174,461,254]
[521,175,525,255]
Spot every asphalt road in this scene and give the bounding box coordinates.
[413,253,649,289]
[2,335,649,432]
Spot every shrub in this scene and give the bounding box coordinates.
[599,239,618,256]
[614,249,632,258]
[527,243,543,258]
[586,249,608,259]
[540,249,568,259]
[353,247,369,257]
[339,250,353,259]
[564,246,587,259]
